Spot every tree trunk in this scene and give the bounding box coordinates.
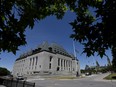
[112,46,116,72]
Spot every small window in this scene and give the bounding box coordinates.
[49,47,52,52]
[38,48,41,51]
[39,65,41,68]
[57,67,60,71]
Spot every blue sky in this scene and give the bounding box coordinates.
[0,11,112,71]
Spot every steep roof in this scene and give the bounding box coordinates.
[16,41,76,61]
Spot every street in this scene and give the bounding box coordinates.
[28,73,116,87]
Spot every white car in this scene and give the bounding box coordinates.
[85,72,91,76]
[16,76,24,80]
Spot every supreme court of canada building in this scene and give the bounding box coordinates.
[13,42,80,77]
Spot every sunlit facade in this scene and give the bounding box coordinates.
[13,42,80,77]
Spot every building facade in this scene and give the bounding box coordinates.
[13,42,80,77]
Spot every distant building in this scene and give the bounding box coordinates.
[13,42,80,77]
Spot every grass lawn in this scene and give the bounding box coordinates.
[44,76,80,80]
[104,73,116,80]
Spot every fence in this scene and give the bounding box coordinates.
[3,79,35,87]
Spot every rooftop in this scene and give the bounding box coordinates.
[16,41,77,61]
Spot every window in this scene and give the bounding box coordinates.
[32,57,34,66]
[35,56,38,65]
[61,59,63,67]
[39,65,41,68]
[64,60,65,68]
[30,58,32,66]
[61,59,63,70]
[38,48,41,51]
[49,63,51,69]
[49,56,52,62]
[77,62,78,65]
[57,67,60,71]
[58,58,60,66]
[49,47,52,52]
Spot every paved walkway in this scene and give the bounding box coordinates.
[81,73,116,82]
[26,73,110,81]
[0,85,6,87]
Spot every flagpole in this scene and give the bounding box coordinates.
[73,40,77,58]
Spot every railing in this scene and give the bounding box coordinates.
[2,79,35,87]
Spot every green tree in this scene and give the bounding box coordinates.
[0,0,68,54]
[70,0,116,71]
[112,48,116,72]
[0,0,116,69]
[0,67,10,76]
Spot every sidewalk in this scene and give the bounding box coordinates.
[91,73,116,82]
[0,85,6,87]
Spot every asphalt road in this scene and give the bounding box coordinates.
[28,73,116,87]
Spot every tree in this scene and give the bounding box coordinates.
[70,0,116,71]
[112,48,116,72]
[0,0,116,69]
[0,0,68,54]
[0,67,10,76]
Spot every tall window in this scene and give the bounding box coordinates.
[32,57,34,66]
[49,56,53,69]
[58,58,60,66]
[49,63,51,69]
[66,60,68,67]
[61,59,63,70]
[64,60,65,68]
[30,58,32,66]
[35,56,38,65]
[61,59,62,67]
[49,56,52,62]
[70,61,72,70]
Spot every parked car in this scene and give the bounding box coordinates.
[3,75,13,80]
[16,76,24,80]
[85,72,92,76]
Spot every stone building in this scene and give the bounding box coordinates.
[13,42,80,77]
